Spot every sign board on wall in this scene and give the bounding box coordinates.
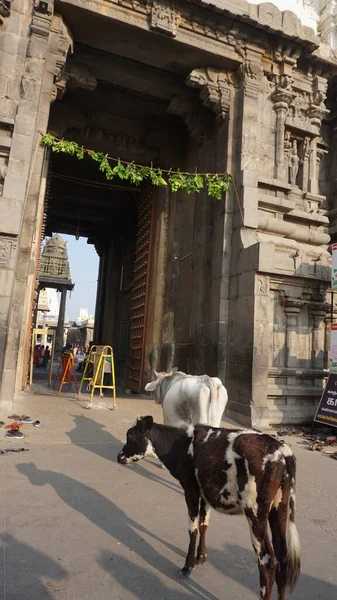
[314,373,337,428]
[332,243,337,291]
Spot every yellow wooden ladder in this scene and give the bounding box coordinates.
[79,345,116,407]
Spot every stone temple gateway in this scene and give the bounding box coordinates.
[1,0,337,428]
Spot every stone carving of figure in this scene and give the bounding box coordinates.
[289,139,299,187]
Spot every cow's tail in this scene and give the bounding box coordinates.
[284,454,301,593]
[208,377,227,427]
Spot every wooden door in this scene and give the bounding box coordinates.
[127,187,154,392]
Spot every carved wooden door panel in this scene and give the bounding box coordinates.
[127,187,154,392]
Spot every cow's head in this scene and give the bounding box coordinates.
[144,368,178,404]
[117,416,154,464]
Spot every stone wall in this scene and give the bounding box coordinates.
[0,2,72,405]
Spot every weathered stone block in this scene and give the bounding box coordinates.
[0,97,18,119]
[0,368,16,408]
[0,33,27,57]
[0,76,8,97]
[282,10,300,37]
[27,37,48,60]
[20,76,40,102]
[7,133,33,163]
[6,158,30,180]
[0,268,14,297]
[257,3,282,30]
[0,197,24,233]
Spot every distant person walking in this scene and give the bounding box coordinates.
[43,346,50,369]
[34,344,41,367]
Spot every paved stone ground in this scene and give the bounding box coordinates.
[0,382,336,599]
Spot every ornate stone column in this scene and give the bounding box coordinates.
[311,309,327,370]
[271,75,294,180]
[301,137,311,193]
[284,300,302,368]
[55,286,67,353]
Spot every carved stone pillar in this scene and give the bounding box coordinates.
[272,76,294,180]
[301,138,311,193]
[311,309,326,369]
[55,286,67,353]
[284,301,302,368]
[325,313,331,370]
[308,137,318,194]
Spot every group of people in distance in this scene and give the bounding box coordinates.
[33,344,50,368]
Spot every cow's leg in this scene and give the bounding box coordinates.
[181,484,200,577]
[268,485,289,600]
[245,509,277,600]
[196,498,210,565]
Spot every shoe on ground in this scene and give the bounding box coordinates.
[5,430,24,439]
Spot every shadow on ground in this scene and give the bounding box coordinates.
[16,462,215,600]
[208,543,337,600]
[1,533,67,600]
[66,414,182,495]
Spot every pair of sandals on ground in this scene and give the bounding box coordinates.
[0,415,40,439]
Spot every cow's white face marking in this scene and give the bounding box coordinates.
[188,441,194,457]
[121,453,145,464]
[216,430,221,438]
[261,586,266,598]
[145,441,157,459]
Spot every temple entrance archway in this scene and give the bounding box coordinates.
[44,149,154,391]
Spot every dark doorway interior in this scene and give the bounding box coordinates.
[45,152,142,387]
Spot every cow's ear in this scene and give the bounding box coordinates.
[145,380,158,392]
[137,416,153,432]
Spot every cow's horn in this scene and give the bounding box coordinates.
[153,369,159,378]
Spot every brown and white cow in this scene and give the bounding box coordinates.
[145,370,228,428]
[117,417,300,600]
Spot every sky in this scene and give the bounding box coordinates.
[60,234,99,321]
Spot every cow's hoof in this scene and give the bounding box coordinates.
[196,554,207,565]
[179,565,194,578]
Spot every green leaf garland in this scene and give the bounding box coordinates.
[41,134,231,200]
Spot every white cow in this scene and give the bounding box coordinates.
[145,370,228,428]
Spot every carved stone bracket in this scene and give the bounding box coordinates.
[241,60,263,99]
[63,61,97,92]
[30,0,54,38]
[147,1,181,37]
[187,67,237,122]
[48,15,74,102]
